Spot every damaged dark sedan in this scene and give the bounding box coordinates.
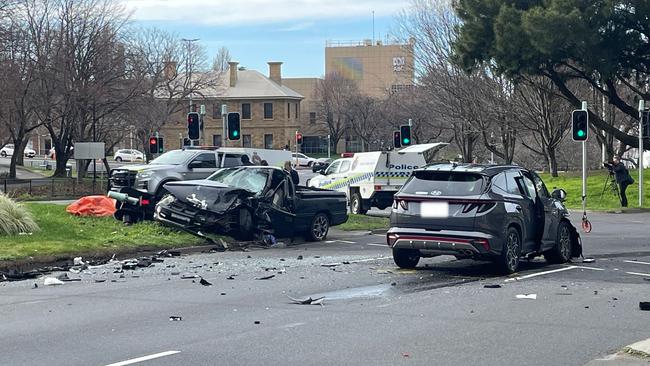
[154,166,348,242]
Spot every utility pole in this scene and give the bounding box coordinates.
[182,38,199,146]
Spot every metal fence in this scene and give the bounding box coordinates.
[0,177,109,200]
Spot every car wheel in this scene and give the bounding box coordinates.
[497,227,521,274]
[305,213,329,241]
[155,185,170,200]
[308,161,313,167]
[393,248,420,269]
[0,151,6,157]
[115,157,122,162]
[544,221,572,264]
[350,192,368,215]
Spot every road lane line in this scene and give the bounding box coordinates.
[373,234,386,237]
[626,271,650,277]
[623,260,650,266]
[352,256,390,263]
[367,243,387,247]
[103,351,180,366]
[337,240,356,244]
[504,266,577,282]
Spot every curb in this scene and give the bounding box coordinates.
[584,338,650,366]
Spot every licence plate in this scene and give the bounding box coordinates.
[170,213,190,222]
[420,201,449,218]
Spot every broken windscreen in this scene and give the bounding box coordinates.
[401,171,485,196]
[207,167,269,194]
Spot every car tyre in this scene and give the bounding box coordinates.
[115,156,122,162]
[497,227,521,274]
[393,248,420,269]
[305,213,329,241]
[308,161,313,167]
[0,151,6,157]
[350,192,368,215]
[544,221,572,264]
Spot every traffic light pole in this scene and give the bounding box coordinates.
[639,100,645,207]
[581,101,588,216]
[221,104,227,148]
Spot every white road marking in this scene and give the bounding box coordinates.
[623,260,650,266]
[373,234,386,237]
[504,266,577,282]
[626,271,650,277]
[103,351,180,366]
[573,266,606,271]
[352,256,390,263]
[325,240,336,243]
[367,243,387,247]
[280,322,306,329]
[337,240,356,244]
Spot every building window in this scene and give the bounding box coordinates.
[264,103,273,119]
[295,103,298,119]
[243,134,252,148]
[241,103,251,119]
[390,84,414,94]
[212,135,222,147]
[264,134,273,149]
[213,103,221,119]
[309,112,316,124]
[287,103,290,119]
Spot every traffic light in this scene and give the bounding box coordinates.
[393,131,401,148]
[187,112,200,140]
[400,125,412,146]
[157,137,164,153]
[572,110,588,141]
[227,112,241,140]
[642,110,650,139]
[149,136,158,154]
[296,132,303,145]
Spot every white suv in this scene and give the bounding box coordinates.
[114,149,144,162]
[0,144,36,158]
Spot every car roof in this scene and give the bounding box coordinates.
[419,163,524,177]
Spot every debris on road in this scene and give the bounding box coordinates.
[297,255,303,260]
[287,295,325,305]
[43,277,64,286]
[254,321,261,324]
[56,273,81,282]
[181,273,199,279]
[582,258,595,263]
[640,302,650,311]
[320,263,339,267]
[255,275,275,280]
[515,294,537,300]
[226,275,236,280]
[483,284,502,288]
[169,316,183,321]
[199,278,212,286]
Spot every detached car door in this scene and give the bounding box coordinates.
[530,172,562,250]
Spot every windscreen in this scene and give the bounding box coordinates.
[401,171,485,196]
[207,167,269,194]
[149,150,191,165]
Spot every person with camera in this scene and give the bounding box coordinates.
[604,156,634,207]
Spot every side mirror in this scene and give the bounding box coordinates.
[551,189,567,201]
[188,161,202,169]
[319,169,327,175]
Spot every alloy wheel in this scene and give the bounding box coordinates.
[559,224,571,260]
[506,231,520,271]
[312,215,329,240]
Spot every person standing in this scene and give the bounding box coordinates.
[284,161,299,186]
[611,156,634,207]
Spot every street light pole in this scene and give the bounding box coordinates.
[182,38,199,146]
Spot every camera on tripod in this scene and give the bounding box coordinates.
[603,162,614,172]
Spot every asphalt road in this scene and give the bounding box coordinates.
[1,212,649,366]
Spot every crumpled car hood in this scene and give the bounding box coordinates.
[163,180,255,213]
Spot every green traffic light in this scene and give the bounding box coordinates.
[403,138,410,144]
[577,130,585,137]
[233,131,238,137]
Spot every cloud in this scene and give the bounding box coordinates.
[275,22,315,32]
[120,0,409,26]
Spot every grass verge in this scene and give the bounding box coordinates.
[0,203,204,262]
[338,214,389,231]
[539,169,650,211]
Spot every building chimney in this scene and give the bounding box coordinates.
[163,61,177,80]
[268,61,282,85]
[229,61,239,87]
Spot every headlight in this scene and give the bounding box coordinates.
[136,171,153,179]
[158,194,176,206]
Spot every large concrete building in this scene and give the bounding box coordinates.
[160,62,303,151]
[325,39,415,97]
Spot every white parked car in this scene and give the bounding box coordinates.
[0,144,36,158]
[114,149,144,162]
[292,152,316,167]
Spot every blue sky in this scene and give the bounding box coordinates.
[123,0,411,77]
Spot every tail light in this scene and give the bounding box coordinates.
[477,202,496,213]
[140,198,151,206]
[374,185,382,191]
[387,234,399,246]
[473,239,490,251]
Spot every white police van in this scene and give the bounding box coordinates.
[307,143,448,214]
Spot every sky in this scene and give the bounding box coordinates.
[121,0,412,77]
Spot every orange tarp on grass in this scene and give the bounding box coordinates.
[66,196,116,217]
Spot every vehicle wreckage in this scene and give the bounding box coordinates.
[113,166,348,244]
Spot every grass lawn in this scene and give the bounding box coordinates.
[539,169,650,211]
[338,214,389,231]
[0,203,205,261]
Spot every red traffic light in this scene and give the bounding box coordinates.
[295,132,303,144]
[149,138,157,145]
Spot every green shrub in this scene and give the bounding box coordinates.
[0,193,40,235]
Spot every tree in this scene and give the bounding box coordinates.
[314,73,359,154]
[453,0,650,149]
[212,46,231,73]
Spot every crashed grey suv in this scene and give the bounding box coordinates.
[387,164,580,273]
